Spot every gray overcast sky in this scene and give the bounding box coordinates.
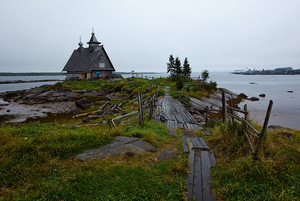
[0,0,300,72]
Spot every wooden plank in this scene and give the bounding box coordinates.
[181,137,189,152]
[178,123,184,128]
[209,150,216,166]
[191,137,202,149]
[201,151,214,201]
[174,120,178,129]
[199,137,210,150]
[186,139,195,201]
[194,151,203,201]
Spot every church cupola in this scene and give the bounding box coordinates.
[87,30,101,49]
[77,36,84,52]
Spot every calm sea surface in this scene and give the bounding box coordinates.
[1,73,299,129]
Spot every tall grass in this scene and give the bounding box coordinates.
[205,122,300,200]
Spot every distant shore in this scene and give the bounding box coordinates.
[0,72,65,76]
[0,79,62,84]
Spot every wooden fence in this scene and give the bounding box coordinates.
[108,91,158,130]
[221,90,273,160]
[180,88,273,160]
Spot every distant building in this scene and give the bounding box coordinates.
[63,32,115,80]
[275,67,293,72]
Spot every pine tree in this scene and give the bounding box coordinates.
[174,57,182,75]
[183,57,191,78]
[201,70,209,82]
[167,55,176,76]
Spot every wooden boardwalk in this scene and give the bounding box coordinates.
[182,130,216,201]
[155,87,202,130]
[155,87,215,200]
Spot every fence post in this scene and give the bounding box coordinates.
[244,104,248,131]
[205,106,209,126]
[149,97,153,120]
[222,91,227,122]
[254,100,273,160]
[138,92,144,127]
[229,98,234,122]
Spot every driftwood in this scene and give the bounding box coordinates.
[72,101,110,118]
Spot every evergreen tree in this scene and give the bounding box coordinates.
[174,57,182,75]
[201,70,209,82]
[167,55,176,76]
[183,57,191,78]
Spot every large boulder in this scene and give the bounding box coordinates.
[75,98,92,110]
[75,136,157,161]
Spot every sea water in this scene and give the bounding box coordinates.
[1,73,299,129]
[0,76,65,93]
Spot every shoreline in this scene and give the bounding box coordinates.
[0,79,62,84]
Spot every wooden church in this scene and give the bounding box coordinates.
[63,31,116,80]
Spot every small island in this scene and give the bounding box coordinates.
[232,67,300,75]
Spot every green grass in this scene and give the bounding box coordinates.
[205,122,300,200]
[0,121,188,200]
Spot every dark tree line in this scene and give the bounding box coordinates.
[167,55,191,78]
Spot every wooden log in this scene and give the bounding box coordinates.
[227,113,243,122]
[226,106,248,114]
[72,101,110,118]
[112,110,139,121]
[245,131,255,154]
[254,100,273,159]
[241,118,260,136]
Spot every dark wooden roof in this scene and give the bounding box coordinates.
[62,46,115,73]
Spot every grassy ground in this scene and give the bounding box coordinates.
[204,121,300,200]
[0,121,188,200]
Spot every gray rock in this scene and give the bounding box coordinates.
[250,96,259,101]
[75,136,157,161]
[82,90,102,97]
[75,98,92,110]
[37,90,53,98]
[155,149,177,161]
[259,93,266,97]
[52,92,68,97]
[238,93,248,99]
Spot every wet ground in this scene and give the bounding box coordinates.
[0,98,77,123]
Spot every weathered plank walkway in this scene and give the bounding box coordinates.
[182,130,216,201]
[155,86,202,130]
[155,87,215,200]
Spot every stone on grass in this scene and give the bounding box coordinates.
[75,136,157,161]
[155,149,177,161]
